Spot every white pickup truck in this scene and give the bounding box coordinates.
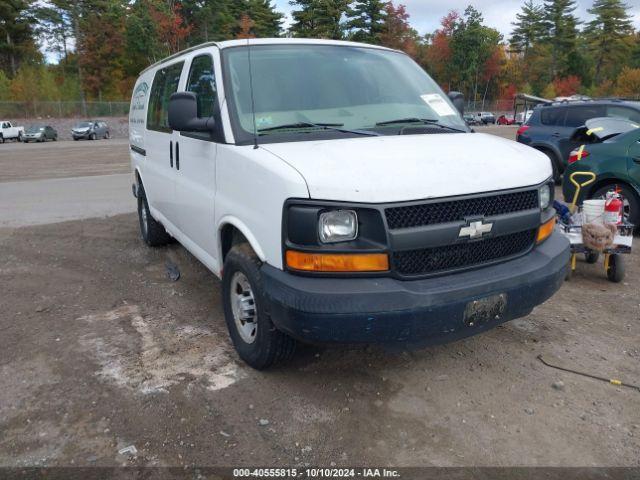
[0,121,25,143]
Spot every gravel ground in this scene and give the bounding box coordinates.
[0,215,638,469]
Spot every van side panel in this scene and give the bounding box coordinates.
[215,145,309,271]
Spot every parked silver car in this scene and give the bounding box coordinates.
[23,124,58,143]
[71,120,110,140]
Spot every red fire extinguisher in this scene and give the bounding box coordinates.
[604,189,623,225]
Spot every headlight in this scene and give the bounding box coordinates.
[319,210,358,243]
[539,184,551,210]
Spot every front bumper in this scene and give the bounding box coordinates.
[72,131,91,139]
[262,232,570,345]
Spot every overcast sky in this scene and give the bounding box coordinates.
[274,0,640,38]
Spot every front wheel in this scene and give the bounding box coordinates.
[137,184,172,247]
[90,133,96,140]
[607,254,625,283]
[222,244,296,370]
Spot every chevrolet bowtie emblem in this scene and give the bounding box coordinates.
[459,220,493,239]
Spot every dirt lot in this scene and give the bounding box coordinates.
[1,127,639,470]
[0,138,129,183]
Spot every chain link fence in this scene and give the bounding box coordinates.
[465,99,515,114]
[0,101,130,119]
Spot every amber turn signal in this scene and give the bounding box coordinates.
[537,217,556,244]
[286,250,389,273]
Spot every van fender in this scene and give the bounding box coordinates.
[217,216,266,264]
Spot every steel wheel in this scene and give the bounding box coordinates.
[230,271,257,344]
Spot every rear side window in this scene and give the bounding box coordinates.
[540,108,565,126]
[186,55,217,119]
[147,62,184,132]
[564,105,606,128]
[607,106,640,123]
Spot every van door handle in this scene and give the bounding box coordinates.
[176,142,180,171]
[633,156,640,164]
[169,141,173,168]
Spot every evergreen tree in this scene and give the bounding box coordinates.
[586,0,634,83]
[0,0,39,77]
[510,0,546,55]
[542,0,581,78]
[289,0,350,39]
[243,0,283,37]
[345,0,387,45]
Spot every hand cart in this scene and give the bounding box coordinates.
[556,171,633,283]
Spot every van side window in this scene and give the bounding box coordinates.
[186,55,217,119]
[147,62,184,132]
[540,108,565,126]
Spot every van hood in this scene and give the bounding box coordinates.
[261,133,552,203]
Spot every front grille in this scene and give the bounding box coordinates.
[385,190,539,230]
[392,230,536,276]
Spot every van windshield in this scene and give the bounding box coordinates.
[223,44,467,144]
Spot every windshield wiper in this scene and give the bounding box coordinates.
[375,117,467,133]
[258,121,380,137]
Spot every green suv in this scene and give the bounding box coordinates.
[562,117,640,227]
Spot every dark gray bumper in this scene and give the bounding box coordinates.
[262,232,570,345]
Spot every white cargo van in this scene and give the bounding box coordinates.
[129,39,569,369]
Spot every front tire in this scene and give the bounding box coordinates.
[607,254,625,283]
[90,133,96,141]
[222,244,296,370]
[137,184,172,247]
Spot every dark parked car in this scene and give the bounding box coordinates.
[463,113,479,126]
[516,99,640,183]
[562,117,640,227]
[22,124,58,143]
[72,120,110,140]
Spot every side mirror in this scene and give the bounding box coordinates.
[447,91,465,115]
[168,92,214,132]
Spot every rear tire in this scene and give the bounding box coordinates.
[585,251,600,264]
[222,243,296,370]
[540,150,562,185]
[137,184,172,247]
[104,131,110,139]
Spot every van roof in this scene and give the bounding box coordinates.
[139,38,398,75]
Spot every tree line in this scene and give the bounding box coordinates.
[0,0,639,107]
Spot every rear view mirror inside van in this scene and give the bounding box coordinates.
[168,92,215,133]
